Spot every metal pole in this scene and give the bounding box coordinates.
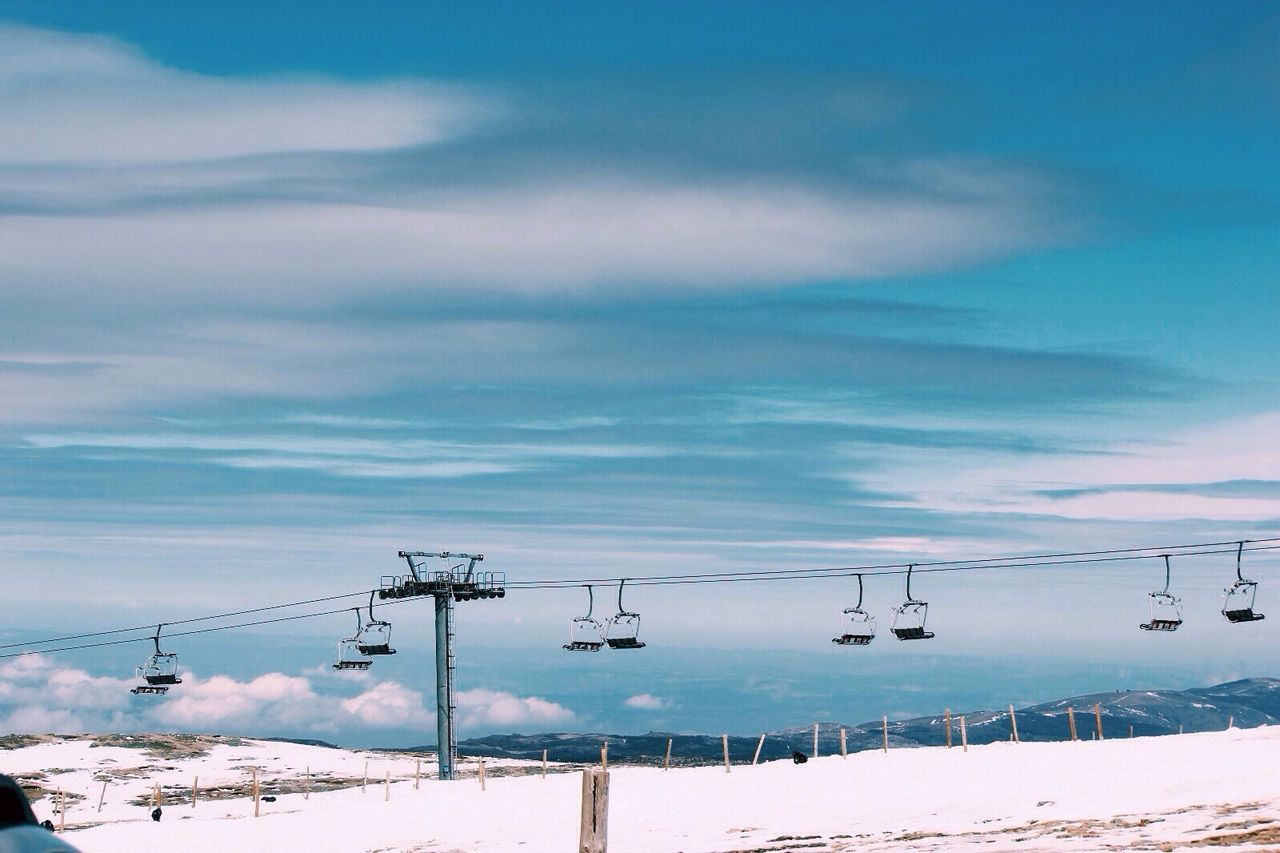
[435,592,456,781]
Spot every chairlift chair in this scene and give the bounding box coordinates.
[1223,541,1265,624]
[832,574,876,646]
[130,625,182,695]
[891,564,935,641]
[604,579,646,650]
[1140,555,1183,632]
[333,608,373,670]
[356,592,396,656]
[564,585,605,652]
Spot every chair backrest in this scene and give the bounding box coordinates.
[0,776,37,828]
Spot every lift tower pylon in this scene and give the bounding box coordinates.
[389,550,505,781]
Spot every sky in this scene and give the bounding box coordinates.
[0,1,1277,747]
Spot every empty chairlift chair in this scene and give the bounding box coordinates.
[357,592,396,656]
[333,608,373,670]
[1223,541,1265,624]
[891,564,935,641]
[832,573,876,646]
[564,585,605,652]
[130,624,183,695]
[1140,554,1183,632]
[604,579,646,650]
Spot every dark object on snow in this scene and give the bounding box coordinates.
[791,751,808,764]
[151,807,162,822]
[40,820,54,831]
[260,796,276,803]
[0,774,81,851]
[0,775,40,829]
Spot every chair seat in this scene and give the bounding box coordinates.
[564,641,603,652]
[606,638,646,649]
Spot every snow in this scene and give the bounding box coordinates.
[4,726,1278,851]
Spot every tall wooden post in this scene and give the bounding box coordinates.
[663,739,672,771]
[191,776,198,809]
[363,761,368,793]
[882,716,889,752]
[812,723,819,758]
[542,749,548,778]
[385,770,391,801]
[1009,704,1019,743]
[1129,725,1134,739]
[601,742,608,771]
[960,716,968,752]
[1067,707,1078,742]
[478,760,486,791]
[722,734,731,773]
[57,789,65,832]
[97,780,107,813]
[1227,716,1233,729]
[839,728,847,758]
[752,734,764,766]
[305,767,311,799]
[1093,703,1104,740]
[944,709,952,748]
[414,760,420,790]
[252,769,259,818]
[579,769,609,853]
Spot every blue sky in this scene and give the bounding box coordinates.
[0,2,1276,746]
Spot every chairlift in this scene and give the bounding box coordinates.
[564,585,605,652]
[356,591,396,656]
[832,574,876,646]
[333,608,373,670]
[130,624,182,695]
[1140,554,1183,632]
[891,564,934,641]
[1223,541,1265,624]
[604,579,646,650]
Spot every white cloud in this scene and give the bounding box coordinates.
[623,693,669,710]
[340,681,432,728]
[457,688,575,729]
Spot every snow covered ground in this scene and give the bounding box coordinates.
[3,726,1278,852]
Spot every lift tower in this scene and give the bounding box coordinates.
[384,550,506,781]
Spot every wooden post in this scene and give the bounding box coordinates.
[305,766,311,800]
[191,776,197,809]
[1093,703,1104,740]
[945,709,952,748]
[1067,707,1078,742]
[385,770,391,801]
[57,789,65,832]
[97,780,107,813]
[1129,724,1134,738]
[542,749,549,778]
[152,783,160,808]
[1009,704,1019,743]
[663,739,672,771]
[813,723,819,758]
[1227,716,1233,729]
[252,769,259,818]
[751,734,764,766]
[579,769,609,853]
[960,715,968,752]
[415,759,421,790]
[479,760,486,791]
[363,761,368,793]
[882,716,888,752]
[840,728,847,758]
[601,741,608,772]
[1179,724,1184,735]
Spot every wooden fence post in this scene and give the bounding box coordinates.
[57,789,65,832]
[882,716,888,753]
[1227,716,1233,730]
[752,734,764,766]
[1067,707,1078,742]
[414,760,420,790]
[840,728,847,758]
[579,769,609,853]
[813,723,819,758]
[542,749,549,778]
[97,780,107,813]
[664,739,672,771]
[363,761,368,793]
[960,716,968,752]
[1129,724,1134,739]
[720,735,730,773]
[601,742,608,772]
[945,709,952,748]
[1009,704,1019,743]
[305,766,311,799]
[1093,703,1104,740]
[252,769,259,818]
[152,783,160,808]
[192,776,197,809]
[478,760,486,792]
[383,770,389,801]
[1179,724,1183,735]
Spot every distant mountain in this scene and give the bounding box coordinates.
[415,677,1280,765]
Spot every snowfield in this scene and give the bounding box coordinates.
[3,725,1278,852]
